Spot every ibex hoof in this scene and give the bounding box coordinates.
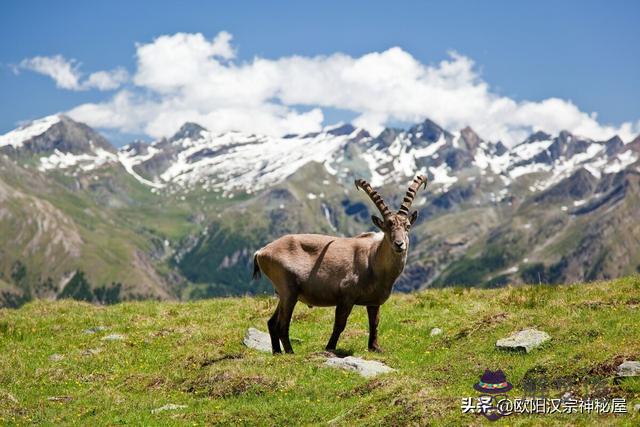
[368,345,384,353]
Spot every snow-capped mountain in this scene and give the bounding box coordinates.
[3,114,637,200]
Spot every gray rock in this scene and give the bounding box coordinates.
[151,403,187,414]
[430,327,443,336]
[101,333,126,341]
[83,326,108,334]
[81,348,102,356]
[243,327,272,353]
[617,361,640,377]
[2,392,18,404]
[47,396,73,403]
[324,356,395,378]
[496,329,550,353]
[49,353,64,362]
[634,403,640,412]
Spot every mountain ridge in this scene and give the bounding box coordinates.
[1,114,639,306]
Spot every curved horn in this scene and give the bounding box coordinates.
[355,178,391,218]
[398,175,428,216]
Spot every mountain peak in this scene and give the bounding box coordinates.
[408,118,446,142]
[558,130,574,143]
[170,122,208,142]
[459,126,482,152]
[522,130,552,145]
[0,113,115,155]
[0,114,62,149]
[605,135,624,156]
[326,123,356,136]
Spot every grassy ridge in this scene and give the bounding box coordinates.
[1,277,639,425]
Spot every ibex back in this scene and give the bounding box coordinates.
[253,175,428,354]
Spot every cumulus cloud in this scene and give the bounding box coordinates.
[63,31,639,144]
[18,55,127,91]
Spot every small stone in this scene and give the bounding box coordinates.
[243,328,272,353]
[101,333,125,341]
[49,354,64,362]
[81,348,102,356]
[83,326,108,334]
[151,403,187,414]
[48,396,73,403]
[634,403,640,412]
[2,392,18,404]
[430,327,443,336]
[496,329,550,353]
[616,360,640,377]
[324,356,395,378]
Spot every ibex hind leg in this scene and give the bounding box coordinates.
[267,301,282,354]
[277,291,298,354]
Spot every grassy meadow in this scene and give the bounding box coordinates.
[1,276,639,425]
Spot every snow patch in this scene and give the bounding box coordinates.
[0,115,60,148]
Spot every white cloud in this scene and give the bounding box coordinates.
[18,55,127,91]
[62,31,639,144]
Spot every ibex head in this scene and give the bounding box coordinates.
[355,175,428,253]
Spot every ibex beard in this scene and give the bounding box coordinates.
[253,175,428,354]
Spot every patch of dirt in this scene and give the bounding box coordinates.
[199,354,243,367]
[292,310,312,321]
[521,355,640,399]
[453,312,509,340]
[626,298,640,308]
[146,377,167,390]
[149,327,175,337]
[183,353,243,369]
[588,354,639,377]
[0,391,26,418]
[575,298,639,309]
[339,378,389,397]
[183,372,279,398]
[342,328,367,338]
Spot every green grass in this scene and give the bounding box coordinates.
[1,277,639,425]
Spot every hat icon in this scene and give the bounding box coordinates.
[473,369,513,394]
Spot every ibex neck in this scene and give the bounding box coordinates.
[372,236,407,285]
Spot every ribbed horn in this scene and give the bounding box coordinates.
[398,175,428,216]
[354,178,391,218]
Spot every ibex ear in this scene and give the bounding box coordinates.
[409,210,418,225]
[371,215,385,230]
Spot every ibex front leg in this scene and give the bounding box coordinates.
[367,305,383,352]
[326,303,354,352]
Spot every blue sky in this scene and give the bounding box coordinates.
[1,0,639,145]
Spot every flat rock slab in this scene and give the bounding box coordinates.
[243,327,272,353]
[151,404,187,414]
[496,329,550,353]
[84,326,109,334]
[325,356,395,378]
[617,361,640,377]
[101,333,126,341]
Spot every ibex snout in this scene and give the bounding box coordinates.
[393,239,406,252]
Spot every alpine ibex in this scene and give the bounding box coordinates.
[253,175,427,354]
